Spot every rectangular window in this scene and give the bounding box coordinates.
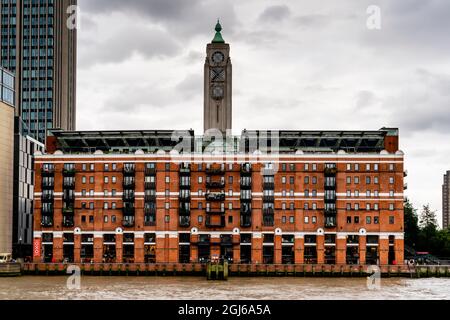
[112,163,117,171]
[347,216,352,224]
[346,177,351,184]
[389,204,395,211]
[282,216,287,224]
[389,164,395,171]
[198,216,203,223]
[198,176,203,183]
[366,164,371,171]
[312,164,317,171]
[374,203,379,211]
[82,164,87,171]
[112,176,117,184]
[104,203,109,210]
[366,204,371,211]
[104,176,109,184]
[312,216,317,224]
[112,203,117,210]
[389,216,395,224]
[366,177,371,184]
[366,216,372,224]
[374,216,379,224]
[355,164,360,171]
[374,177,379,184]
[304,216,309,224]
[354,216,360,224]
[165,202,170,209]
[347,164,351,171]
[304,163,309,171]
[346,203,351,210]
[354,177,360,184]
[104,164,109,171]
[82,176,86,184]
[166,176,170,183]
[89,177,94,184]
[282,176,286,184]
[374,164,379,171]
[90,164,95,171]
[289,216,295,224]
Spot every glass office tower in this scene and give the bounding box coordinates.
[1,0,77,144]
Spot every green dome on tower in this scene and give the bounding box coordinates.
[212,20,225,43]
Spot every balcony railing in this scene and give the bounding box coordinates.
[41,193,54,201]
[123,193,135,201]
[179,183,191,190]
[41,167,55,176]
[206,181,225,189]
[144,194,156,202]
[179,168,191,176]
[145,167,156,176]
[144,216,156,226]
[63,180,75,188]
[144,207,156,215]
[240,166,252,176]
[263,208,274,215]
[176,206,190,215]
[144,182,156,189]
[240,214,252,228]
[241,197,252,203]
[205,192,225,201]
[41,216,53,227]
[123,165,136,176]
[325,216,337,228]
[206,167,225,175]
[324,196,336,203]
[206,216,226,228]
[325,209,337,216]
[63,216,74,228]
[206,207,225,215]
[240,182,252,190]
[63,168,76,176]
[122,207,135,215]
[263,182,275,190]
[324,167,337,176]
[42,180,55,189]
[179,216,191,228]
[263,215,274,227]
[62,206,74,215]
[41,206,54,215]
[263,196,275,203]
[123,179,135,188]
[122,218,135,228]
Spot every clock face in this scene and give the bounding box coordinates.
[212,51,225,64]
[211,85,224,100]
[210,68,225,82]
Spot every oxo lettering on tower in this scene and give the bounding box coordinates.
[32,22,406,267]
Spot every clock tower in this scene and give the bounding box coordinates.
[204,21,232,134]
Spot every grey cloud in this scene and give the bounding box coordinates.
[78,24,181,67]
[355,90,377,109]
[258,5,291,22]
[79,0,239,38]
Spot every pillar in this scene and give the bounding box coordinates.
[94,235,103,263]
[274,234,282,264]
[359,235,366,265]
[316,235,325,264]
[74,233,81,263]
[395,235,405,265]
[379,236,389,266]
[336,235,346,265]
[191,234,198,263]
[53,233,63,263]
[156,234,166,263]
[233,234,240,263]
[252,233,263,264]
[168,233,179,263]
[134,232,144,263]
[294,236,304,264]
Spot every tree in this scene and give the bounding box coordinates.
[418,204,438,252]
[403,198,419,250]
[419,204,438,230]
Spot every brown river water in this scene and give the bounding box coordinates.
[0,276,449,300]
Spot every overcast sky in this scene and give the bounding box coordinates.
[76,0,450,226]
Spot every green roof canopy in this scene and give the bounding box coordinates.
[212,20,225,43]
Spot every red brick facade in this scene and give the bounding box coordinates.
[33,150,405,266]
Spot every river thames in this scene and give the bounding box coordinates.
[0,277,449,300]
